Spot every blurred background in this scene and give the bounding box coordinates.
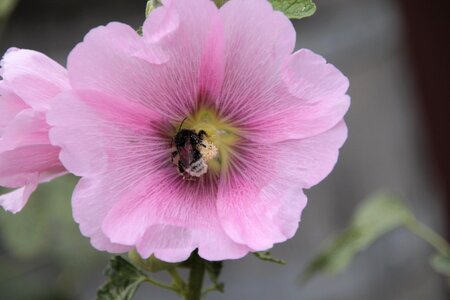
[0,0,449,299]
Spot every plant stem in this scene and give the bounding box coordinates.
[186,253,206,300]
[201,285,218,297]
[168,268,186,292]
[144,277,179,293]
[405,218,450,256]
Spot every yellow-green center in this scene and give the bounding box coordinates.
[173,108,240,174]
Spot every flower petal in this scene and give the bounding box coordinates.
[69,0,220,121]
[0,82,27,134]
[0,145,64,188]
[283,49,349,101]
[138,223,250,262]
[239,49,350,143]
[72,178,133,253]
[142,0,180,44]
[276,121,348,189]
[0,109,50,152]
[48,88,169,252]
[215,0,295,119]
[217,122,347,249]
[0,48,69,111]
[137,225,195,262]
[102,168,249,262]
[0,181,38,213]
[48,90,203,256]
[217,162,301,249]
[48,90,162,177]
[198,14,225,101]
[68,22,158,103]
[142,0,224,115]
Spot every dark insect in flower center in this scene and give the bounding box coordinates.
[171,128,211,180]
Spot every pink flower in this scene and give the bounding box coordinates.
[48,0,349,262]
[0,48,68,213]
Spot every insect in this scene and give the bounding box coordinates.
[171,120,209,179]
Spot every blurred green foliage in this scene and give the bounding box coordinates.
[0,0,18,19]
[0,176,108,299]
[304,193,450,282]
[0,0,19,36]
[430,254,450,277]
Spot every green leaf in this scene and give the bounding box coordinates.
[145,0,162,17]
[97,256,147,300]
[213,0,227,7]
[211,0,316,19]
[128,249,175,273]
[254,251,286,265]
[269,0,316,20]
[430,254,450,277]
[304,193,413,281]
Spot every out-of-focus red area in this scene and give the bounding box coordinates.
[398,0,450,238]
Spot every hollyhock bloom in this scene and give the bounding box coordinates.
[0,48,68,213]
[48,0,349,262]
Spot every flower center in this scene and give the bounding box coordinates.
[171,108,239,178]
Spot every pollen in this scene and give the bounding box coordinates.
[200,140,218,161]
